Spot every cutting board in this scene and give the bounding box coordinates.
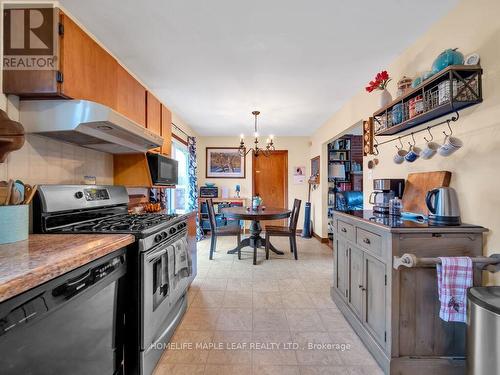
[402,171,452,214]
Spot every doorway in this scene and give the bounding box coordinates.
[253,150,288,227]
[325,121,364,244]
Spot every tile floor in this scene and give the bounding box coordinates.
[153,235,383,375]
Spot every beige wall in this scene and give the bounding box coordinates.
[197,136,311,229]
[310,0,500,283]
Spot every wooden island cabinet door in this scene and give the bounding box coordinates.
[335,238,349,301]
[116,65,146,127]
[161,104,172,156]
[59,12,117,108]
[363,253,387,347]
[348,246,364,320]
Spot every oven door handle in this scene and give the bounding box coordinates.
[146,247,168,262]
[160,253,169,296]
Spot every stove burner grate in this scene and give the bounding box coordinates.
[67,213,177,233]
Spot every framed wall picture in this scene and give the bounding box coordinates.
[206,147,246,178]
[310,155,320,184]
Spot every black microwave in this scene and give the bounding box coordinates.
[146,153,178,186]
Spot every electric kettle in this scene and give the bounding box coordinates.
[425,187,461,225]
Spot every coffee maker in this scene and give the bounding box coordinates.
[369,179,405,214]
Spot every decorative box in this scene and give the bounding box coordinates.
[409,95,424,118]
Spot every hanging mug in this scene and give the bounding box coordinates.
[438,135,463,156]
[393,149,408,164]
[405,145,421,163]
[421,141,440,160]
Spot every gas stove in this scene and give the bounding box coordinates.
[32,185,183,239]
[32,184,193,375]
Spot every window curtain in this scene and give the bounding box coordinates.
[187,136,204,241]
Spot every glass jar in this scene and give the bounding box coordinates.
[389,197,402,216]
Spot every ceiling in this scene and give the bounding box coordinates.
[60,0,458,136]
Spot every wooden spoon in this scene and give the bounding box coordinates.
[23,184,38,205]
[0,181,8,205]
[4,179,14,205]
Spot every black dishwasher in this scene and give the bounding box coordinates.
[0,249,127,375]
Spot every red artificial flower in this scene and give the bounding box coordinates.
[365,70,391,93]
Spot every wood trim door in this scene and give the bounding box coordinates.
[160,104,172,156]
[116,65,146,127]
[146,92,161,136]
[59,12,117,108]
[252,150,288,227]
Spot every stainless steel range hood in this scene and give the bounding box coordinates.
[19,100,163,154]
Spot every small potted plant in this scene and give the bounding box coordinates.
[366,70,392,107]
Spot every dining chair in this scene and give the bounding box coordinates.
[207,198,242,260]
[265,199,301,260]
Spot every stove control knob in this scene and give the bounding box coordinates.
[169,227,176,234]
[75,191,84,199]
[154,234,162,243]
[161,231,168,239]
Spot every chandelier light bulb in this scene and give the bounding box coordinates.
[238,110,275,157]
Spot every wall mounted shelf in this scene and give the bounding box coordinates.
[373,65,482,136]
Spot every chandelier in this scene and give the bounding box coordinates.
[238,111,275,157]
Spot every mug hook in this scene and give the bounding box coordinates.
[407,133,416,149]
[395,137,403,150]
[373,137,380,155]
[443,120,453,137]
[424,126,434,142]
[410,132,416,146]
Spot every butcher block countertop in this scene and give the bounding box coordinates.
[0,234,135,303]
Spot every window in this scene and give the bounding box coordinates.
[167,140,190,214]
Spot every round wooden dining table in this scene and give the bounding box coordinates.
[222,206,291,264]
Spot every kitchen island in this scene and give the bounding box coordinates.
[331,210,487,375]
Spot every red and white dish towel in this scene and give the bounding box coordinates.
[437,257,473,323]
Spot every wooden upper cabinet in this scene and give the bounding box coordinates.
[59,12,117,109]
[146,92,161,137]
[2,8,171,141]
[116,65,146,127]
[2,8,61,96]
[161,104,172,156]
[3,9,118,108]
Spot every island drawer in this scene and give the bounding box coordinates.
[337,220,355,242]
[356,227,382,256]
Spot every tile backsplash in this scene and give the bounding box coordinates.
[0,134,113,185]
